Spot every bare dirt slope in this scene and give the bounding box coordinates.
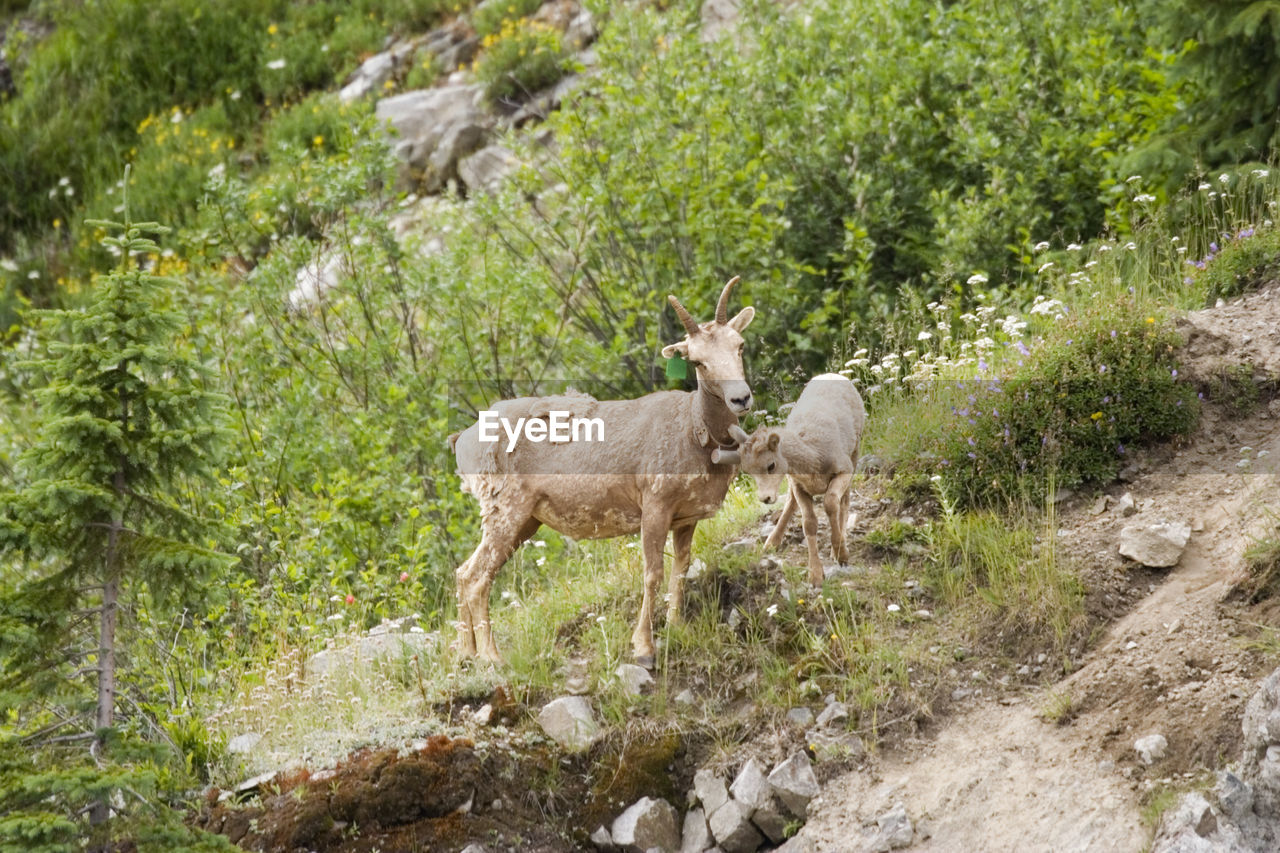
[797,284,1280,852]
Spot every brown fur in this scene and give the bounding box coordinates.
[449,278,756,668]
[739,373,866,585]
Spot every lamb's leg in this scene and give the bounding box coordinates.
[633,509,673,670]
[824,472,853,565]
[454,555,477,656]
[666,523,696,625]
[795,489,824,587]
[457,514,540,663]
[764,488,797,551]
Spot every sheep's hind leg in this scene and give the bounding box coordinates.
[795,489,824,587]
[457,513,540,664]
[666,523,696,625]
[824,472,853,566]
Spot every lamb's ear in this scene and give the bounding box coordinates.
[766,431,780,452]
[728,306,755,332]
[661,340,689,358]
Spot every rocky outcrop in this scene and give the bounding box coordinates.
[1118,520,1192,568]
[376,83,493,193]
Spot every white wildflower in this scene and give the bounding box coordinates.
[1033,241,1050,252]
[1253,169,1270,178]
[1124,242,1137,250]
[0,259,17,272]
[1098,244,1112,252]
[230,90,242,101]
[1219,173,1231,184]
[917,330,932,341]
[967,273,989,286]
[170,109,184,124]
[58,176,70,187]
[1133,194,1156,203]
[1198,182,1211,191]
[1084,260,1098,268]
[26,270,39,280]
[1067,242,1083,251]
[266,58,287,70]
[1037,261,1055,273]
[1030,298,1065,316]
[887,603,901,613]
[1125,174,1142,184]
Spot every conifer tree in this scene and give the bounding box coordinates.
[0,207,234,851]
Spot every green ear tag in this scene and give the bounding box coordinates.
[666,354,688,380]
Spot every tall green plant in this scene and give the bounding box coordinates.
[0,210,231,845]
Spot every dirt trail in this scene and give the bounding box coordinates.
[798,284,1280,852]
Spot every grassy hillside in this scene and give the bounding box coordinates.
[2,0,1280,848]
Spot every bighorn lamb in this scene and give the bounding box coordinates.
[734,373,866,586]
[449,277,755,669]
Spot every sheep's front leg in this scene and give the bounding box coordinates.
[764,488,797,551]
[632,510,672,670]
[795,489,824,587]
[824,472,853,566]
[666,523,696,625]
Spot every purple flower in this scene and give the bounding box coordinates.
[1194,260,1207,270]
[978,357,989,373]
[1110,330,1117,338]
[1171,368,1178,378]
[968,452,977,459]
[1184,277,1193,285]
[968,436,976,446]
[1103,396,1111,404]
[1118,443,1126,455]
[1099,364,1108,373]
[1210,241,1219,253]
[1017,341,1030,356]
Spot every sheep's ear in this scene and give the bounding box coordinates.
[766,431,780,452]
[727,306,755,332]
[661,340,689,358]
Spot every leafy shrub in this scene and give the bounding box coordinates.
[928,303,1199,505]
[476,17,573,103]
[471,0,542,38]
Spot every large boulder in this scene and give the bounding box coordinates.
[1118,520,1191,568]
[707,798,763,853]
[768,752,820,817]
[375,84,491,192]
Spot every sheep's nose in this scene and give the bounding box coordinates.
[730,392,753,412]
[761,495,776,505]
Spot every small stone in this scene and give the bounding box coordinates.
[815,702,848,728]
[873,802,913,850]
[1215,770,1253,819]
[1090,494,1111,515]
[611,797,680,853]
[1118,521,1191,568]
[693,768,730,815]
[707,798,764,853]
[767,752,820,817]
[785,707,815,728]
[459,844,491,853]
[538,696,601,752]
[1118,464,1141,483]
[680,807,712,853]
[674,688,697,706]
[686,558,707,581]
[728,758,773,812]
[616,663,655,696]
[1116,492,1137,516]
[590,825,615,850]
[724,538,755,553]
[472,703,493,726]
[805,728,865,762]
[1135,733,1168,765]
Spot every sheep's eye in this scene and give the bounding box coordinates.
[767,462,776,474]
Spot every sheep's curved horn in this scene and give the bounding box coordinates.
[711,447,740,465]
[729,424,750,445]
[668,294,700,336]
[715,275,741,325]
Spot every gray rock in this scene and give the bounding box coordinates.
[700,0,741,42]
[674,688,697,706]
[1151,793,1223,853]
[729,758,773,813]
[785,707,815,728]
[773,835,815,853]
[1116,492,1137,516]
[1119,521,1191,568]
[681,806,713,853]
[693,768,730,815]
[537,695,600,751]
[226,732,262,755]
[767,753,820,818]
[805,728,865,762]
[751,805,788,844]
[1243,667,1280,818]
[565,6,597,49]
[872,802,913,850]
[459,845,491,853]
[590,825,615,850]
[457,144,520,194]
[615,663,655,696]
[306,630,435,678]
[339,42,413,103]
[1090,494,1111,515]
[611,797,680,853]
[374,84,491,191]
[815,701,849,728]
[1215,770,1253,819]
[1136,733,1169,765]
[707,798,764,853]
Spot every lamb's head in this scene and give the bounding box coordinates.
[739,428,788,503]
[662,276,755,415]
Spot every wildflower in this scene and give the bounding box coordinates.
[1198,182,1211,191]
[399,571,410,582]
[1091,411,1103,421]
[930,474,942,483]
[1037,261,1055,273]
[1253,169,1270,178]
[766,604,779,617]
[1016,341,1030,356]
[967,273,989,286]
[887,604,900,612]
[1034,241,1050,252]
[230,90,242,101]
[27,270,39,279]
[1133,194,1156,203]
[267,58,287,70]
[1220,173,1231,184]
[268,23,278,34]
[1067,242,1083,251]
[52,218,61,229]
[0,259,16,272]
[313,135,324,147]
[345,593,355,604]
[917,330,932,341]
[1171,369,1178,379]
[1125,175,1142,184]
[1098,244,1112,253]
[1124,242,1136,250]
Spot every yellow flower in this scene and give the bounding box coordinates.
[52,218,61,229]
[313,135,324,147]
[1091,411,1103,421]
[383,79,395,89]
[268,23,278,35]
[1146,316,1155,324]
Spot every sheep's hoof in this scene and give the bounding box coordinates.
[635,654,656,671]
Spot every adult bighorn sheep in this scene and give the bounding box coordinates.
[733,373,866,586]
[449,277,754,669]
